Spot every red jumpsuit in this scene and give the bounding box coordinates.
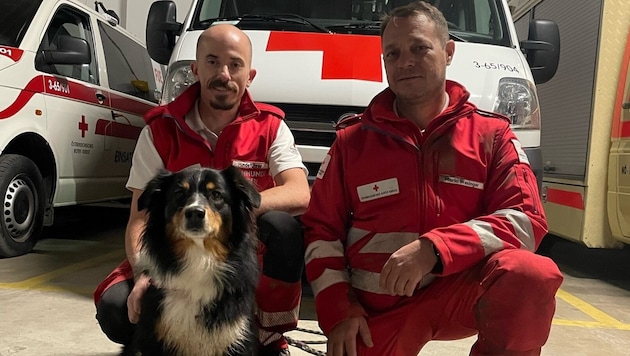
[94,82,301,350]
[302,81,563,355]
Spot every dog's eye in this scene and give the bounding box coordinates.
[210,190,223,201]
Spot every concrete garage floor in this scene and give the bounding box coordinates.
[1,204,630,356]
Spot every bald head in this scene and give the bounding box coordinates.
[196,24,253,66]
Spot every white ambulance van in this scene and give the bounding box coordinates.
[0,0,164,257]
[145,0,559,179]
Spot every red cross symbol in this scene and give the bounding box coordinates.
[373,184,380,192]
[266,32,383,82]
[78,115,88,138]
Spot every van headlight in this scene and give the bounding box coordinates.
[162,61,197,104]
[493,78,540,129]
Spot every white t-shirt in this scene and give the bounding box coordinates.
[126,101,307,190]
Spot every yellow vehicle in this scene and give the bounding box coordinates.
[510,0,630,247]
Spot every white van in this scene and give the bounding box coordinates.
[0,0,164,257]
[146,0,559,184]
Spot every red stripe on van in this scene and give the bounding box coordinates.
[0,76,44,119]
[266,31,383,82]
[95,119,143,140]
[110,92,155,116]
[546,188,584,210]
[0,46,24,62]
[0,75,156,119]
[612,25,630,139]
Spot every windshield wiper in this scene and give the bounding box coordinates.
[200,14,330,33]
[325,22,380,33]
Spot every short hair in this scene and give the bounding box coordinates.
[380,1,449,46]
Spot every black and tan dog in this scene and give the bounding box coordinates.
[122,166,261,356]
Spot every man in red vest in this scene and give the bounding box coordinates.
[94,24,310,356]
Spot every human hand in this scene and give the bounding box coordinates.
[327,316,373,356]
[379,239,437,297]
[127,274,151,324]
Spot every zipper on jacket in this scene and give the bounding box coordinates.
[433,152,442,217]
[168,114,215,156]
[522,168,540,215]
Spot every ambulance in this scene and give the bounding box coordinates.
[511,0,630,248]
[146,1,559,188]
[0,0,164,257]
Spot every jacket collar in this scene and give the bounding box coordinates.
[366,80,475,127]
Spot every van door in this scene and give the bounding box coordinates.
[92,20,159,197]
[609,27,630,242]
[35,4,111,204]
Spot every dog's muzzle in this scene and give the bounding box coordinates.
[184,206,206,231]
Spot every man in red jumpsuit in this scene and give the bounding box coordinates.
[93,24,310,356]
[301,1,563,355]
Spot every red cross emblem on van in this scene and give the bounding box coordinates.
[266,32,383,82]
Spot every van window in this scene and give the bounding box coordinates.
[98,21,160,103]
[0,0,41,47]
[35,5,99,84]
[192,0,509,46]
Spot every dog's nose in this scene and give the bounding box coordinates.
[185,207,206,225]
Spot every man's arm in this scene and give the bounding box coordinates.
[256,167,310,217]
[124,188,147,266]
[423,123,548,276]
[124,188,152,324]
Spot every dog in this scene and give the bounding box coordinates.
[122,166,261,356]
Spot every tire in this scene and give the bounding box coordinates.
[0,155,46,258]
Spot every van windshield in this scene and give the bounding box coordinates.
[191,0,511,47]
[0,0,42,47]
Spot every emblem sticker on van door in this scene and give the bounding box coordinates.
[0,46,23,62]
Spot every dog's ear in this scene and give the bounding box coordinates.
[138,169,174,212]
[222,166,261,210]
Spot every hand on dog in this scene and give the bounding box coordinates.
[127,274,151,324]
[379,239,438,297]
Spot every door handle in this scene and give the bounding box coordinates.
[95,92,106,104]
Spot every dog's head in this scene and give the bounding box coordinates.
[138,166,261,261]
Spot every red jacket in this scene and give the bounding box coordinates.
[145,82,284,191]
[301,81,547,334]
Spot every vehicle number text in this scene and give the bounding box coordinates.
[472,61,519,73]
[48,79,70,94]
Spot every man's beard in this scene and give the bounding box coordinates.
[208,78,238,110]
[210,94,237,110]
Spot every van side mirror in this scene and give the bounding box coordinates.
[147,1,182,65]
[520,19,560,84]
[42,35,91,65]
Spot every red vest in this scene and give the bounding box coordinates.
[144,82,283,191]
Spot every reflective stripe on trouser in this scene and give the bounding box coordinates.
[255,274,302,346]
[355,249,563,356]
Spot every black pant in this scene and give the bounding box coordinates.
[95,211,304,345]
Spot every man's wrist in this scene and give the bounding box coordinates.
[430,243,443,274]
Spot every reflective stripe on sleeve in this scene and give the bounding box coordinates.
[310,268,351,296]
[494,209,536,251]
[465,219,504,256]
[358,231,419,254]
[305,239,345,265]
[351,269,436,294]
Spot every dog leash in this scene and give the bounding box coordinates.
[286,327,327,356]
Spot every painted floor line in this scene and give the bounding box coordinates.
[0,249,124,289]
[554,288,630,330]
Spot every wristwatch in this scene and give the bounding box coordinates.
[431,243,443,274]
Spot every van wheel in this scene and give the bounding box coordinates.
[0,155,45,258]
